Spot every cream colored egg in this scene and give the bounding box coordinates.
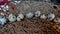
[35,11,41,17]
[47,13,55,20]
[54,18,60,23]
[26,12,34,19]
[17,14,24,21]
[40,14,47,19]
[8,14,16,22]
[0,16,6,25]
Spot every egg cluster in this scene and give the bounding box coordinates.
[0,10,56,25]
[0,1,59,25]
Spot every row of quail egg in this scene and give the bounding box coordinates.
[35,11,55,21]
[0,11,55,25]
[8,13,24,22]
[0,13,24,25]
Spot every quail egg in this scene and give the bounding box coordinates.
[35,11,41,17]
[54,18,60,23]
[0,16,6,25]
[40,14,47,19]
[8,14,16,22]
[17,13,24,21]
[47,13,55,20]
[26,12,34,19]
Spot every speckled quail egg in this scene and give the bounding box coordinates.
[47,13,55,20]
[35,11,41,17]
[54,18,60,23]
[26,12,34,19]
[8,14,16,22]
[17,13,24,21]
[0,16,6,25]
[40,14,47,19]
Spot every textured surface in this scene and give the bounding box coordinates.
[0,1,60,34]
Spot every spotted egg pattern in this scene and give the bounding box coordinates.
[47,13,55,20]
[0,16,6,25]
[40,14,47,19]
[17,13,24,21]
[26,12,34,19]
[8,14,16,22]
[35,11,41,17]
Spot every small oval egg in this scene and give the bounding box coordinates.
[35,11,41,17]
[17,13,24,21]
[40,14,47,19]
[8,14,16,22]
[26,12,34,19]
[47,13,55,20]
[0,16,6,25]
[54,18,60,23]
